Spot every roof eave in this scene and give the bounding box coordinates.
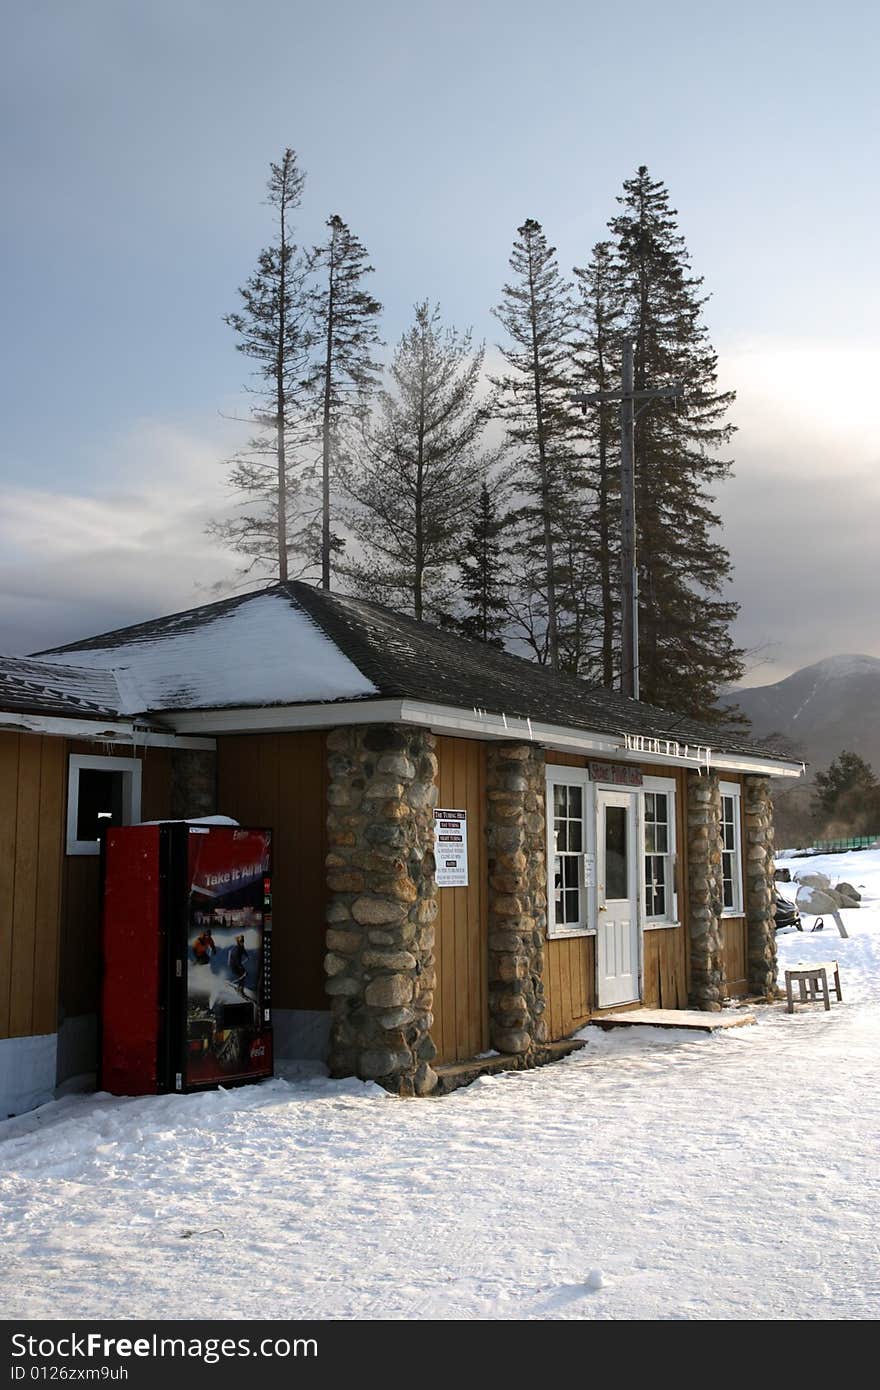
[157,697,803,778]
[0,708,215,749]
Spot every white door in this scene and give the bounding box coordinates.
[596,789,640,1008]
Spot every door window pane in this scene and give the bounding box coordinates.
[605,805,627,899]
[551,779,586,929]
[722,861,734,909]
[643,788,673,919]
[645,854,666,917]
[720,792,740,911]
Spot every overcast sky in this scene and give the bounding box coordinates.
[1,0,877,687]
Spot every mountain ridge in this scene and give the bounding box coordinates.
[724,652,880,775]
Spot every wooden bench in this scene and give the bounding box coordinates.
[784,961,843,1014]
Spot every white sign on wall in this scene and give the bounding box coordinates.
[434,808,469,887]
[583,852,596,888]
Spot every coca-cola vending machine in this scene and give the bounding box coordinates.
[101,822,273,1095]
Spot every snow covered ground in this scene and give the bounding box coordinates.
[2,852,879,1322]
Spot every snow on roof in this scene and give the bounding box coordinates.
[38,592,377,714]
[33,581,798,762]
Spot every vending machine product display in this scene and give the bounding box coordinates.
[101,822,273,1095]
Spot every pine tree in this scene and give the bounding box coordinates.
[208,149,312,580]
[554,514,605,677]
[343,302,488,620]
[608,167,744,718]
[492,219,578,669]
[308,215,382,589]
[457,481,508,647]
[572,240,624,686]
[813,751,878,820]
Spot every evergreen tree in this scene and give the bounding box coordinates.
[572,240,624,686]
[457,481,508,647]
[208,149,312,580]
[813,750,878,822]
[608,167,744,718]
[554,516,605,676]
[492,219,578,669]
[307,215,383,589]
[343,302,488,620]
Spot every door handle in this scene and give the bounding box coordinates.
[598,905,607,913]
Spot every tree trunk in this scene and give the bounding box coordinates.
[527,246,559,669]
[276,194,289,581]
[413,347,426,622]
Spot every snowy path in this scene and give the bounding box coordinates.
[2,854,880,1321]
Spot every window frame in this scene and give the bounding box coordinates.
[640,775,679,931]
[66,753,142,856]
[719,780,744,916]
[545,764,595,940]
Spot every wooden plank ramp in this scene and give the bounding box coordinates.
[592,1007,756,1032]
[433,1039,587,1095]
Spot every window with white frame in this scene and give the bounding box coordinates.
[67,754,142,855]
[643,777,677,925]
[719,781,743,914]
[546,767,590,936]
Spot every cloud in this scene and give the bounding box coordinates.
[0,417,246,653]
[718,340,880,684]
[1,342,877,687]
[721,339,880,465]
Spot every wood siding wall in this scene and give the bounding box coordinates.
[642,929,688,1008]
[3,722,754,1060]
[59,742,173,1023]
[721,772,748,998]
[543,752,597,1038]
[545,934,595,1040]
[0,733,66,1040]
[542,753,692,1038]
[644,763,691,1010]
[432,737,489,1064]
[217,732,327,1013]
[721,919,748,997]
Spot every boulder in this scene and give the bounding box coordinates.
[794,870,831,891]
[834,881,862,903]
[795,885,841,915]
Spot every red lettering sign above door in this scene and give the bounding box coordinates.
[588,762,643,787]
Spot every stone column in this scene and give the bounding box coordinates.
[743,775,778,998]
[486,744,547,1054]
[323,724,439,1096]
[686,770,725,1010]
[170,748,216,818]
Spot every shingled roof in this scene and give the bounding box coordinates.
[37,581,791,764]
[286,584,790,761]
[0,654,124,722]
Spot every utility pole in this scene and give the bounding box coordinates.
[619,340,636,700]
[573,338,682,701]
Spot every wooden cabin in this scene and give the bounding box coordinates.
[0,584,801,1113]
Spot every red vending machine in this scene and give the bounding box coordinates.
[101,822,273,1095]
